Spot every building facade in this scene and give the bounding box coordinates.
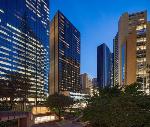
[97,43,112,88]
[80,73,89,91]
[80,73,93,95]
[0,0,50,103]
[111,53,114,86]
[92,78,98,87]
[118,11,150,93]
[113,33,119,86]
[50,11,80,94]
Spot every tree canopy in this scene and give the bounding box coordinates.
[0,72,32,100]
[46,93,74,120]
[82,83,150,127]
[0,72,33,111]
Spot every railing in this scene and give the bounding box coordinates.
[0,111,29,122]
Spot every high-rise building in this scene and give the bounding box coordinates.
[80,73,89,91]
[118,11,150,93]
[80,73,95,96]
[80,73,93,95]
[50,11,80,94]
[92,78,98,87]
[111,53,114,86]
[0,0,50,103]
[97,43,112,88]
[113,33,119,86]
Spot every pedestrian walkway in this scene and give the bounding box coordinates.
[56,120,83,127]
[32,122,59,127]
[32,120,83,127]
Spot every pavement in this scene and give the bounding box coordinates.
[57,120,83,127]
[32,120,83,127]
[61,122,83,127]
[32,122,59,127]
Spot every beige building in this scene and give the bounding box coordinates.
[80,73,93,95]
[117,11,150,93]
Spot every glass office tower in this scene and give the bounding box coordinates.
[97,43,112,88]
[0,0,50,104]
[50,11,80,94]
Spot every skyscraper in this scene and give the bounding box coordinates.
[50,11,80,94]
[111,53,114,86]
[97,43,112,88]
[92,78,98,87]
[80,73,93,94]
[117,11,150,93]
[113,33,119,86]
[0,0,50,103]
[80,73,89,91]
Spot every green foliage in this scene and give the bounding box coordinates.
[47,93,74,109]
[0,72,32,100]
[124,82,144,96]
[82,83,150,127]
[0,72,33,111]
[0,101,12,111]
[46,93,74,120]
[99,85,122,97]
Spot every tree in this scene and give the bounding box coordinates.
[0,72,32,111]
[82,83,150,127]
[124,82,144,96]
[46,93,74,120]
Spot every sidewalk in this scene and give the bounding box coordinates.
[32,120,83,127]
[56,120,83,127]
[32,122,59,127]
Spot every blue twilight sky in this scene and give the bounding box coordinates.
[50,0,150,78]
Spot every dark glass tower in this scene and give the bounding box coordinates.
[0,0,50,103]
[97,43,112,88]
[50,11,80,94]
